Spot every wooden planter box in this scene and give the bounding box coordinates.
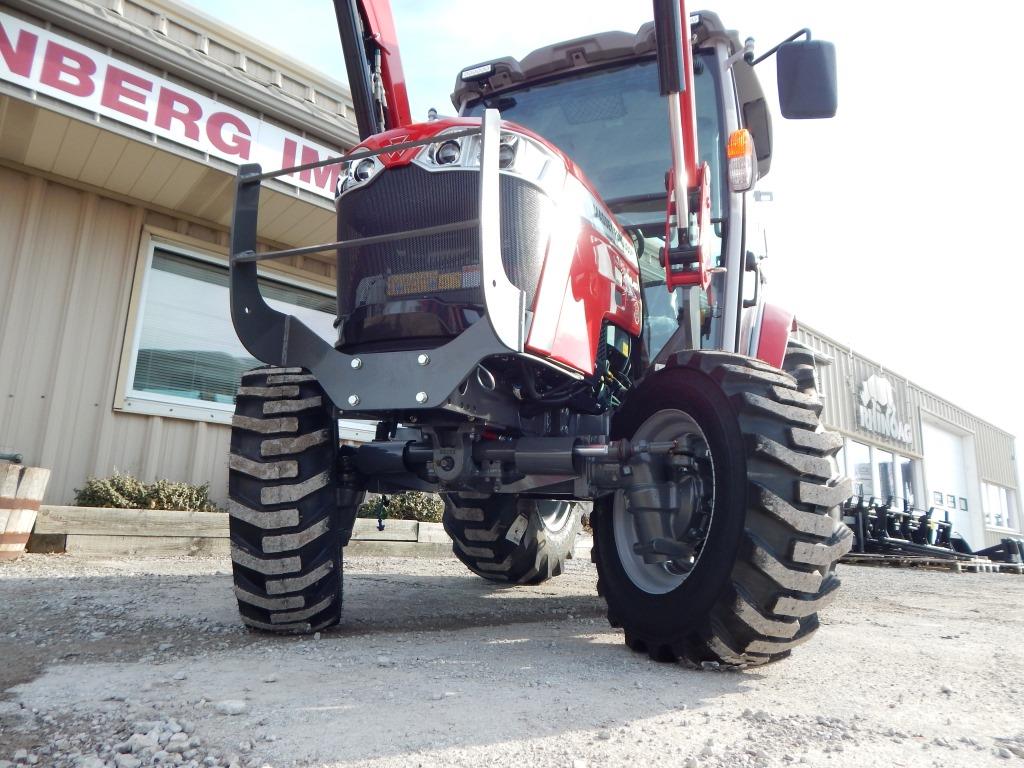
[29,506,451,558]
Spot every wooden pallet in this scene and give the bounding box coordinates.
[988,561,1024,575]
[842,552,1023,574]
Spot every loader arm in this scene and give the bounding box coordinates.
[333,0,412,139]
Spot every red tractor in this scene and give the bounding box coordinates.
[226,0,851,667]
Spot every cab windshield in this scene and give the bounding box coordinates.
[463,52,724,237]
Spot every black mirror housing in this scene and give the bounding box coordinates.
[776,40,837,119]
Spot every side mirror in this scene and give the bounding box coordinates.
[776,40,837,119]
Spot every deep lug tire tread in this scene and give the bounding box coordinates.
[229,366,343,634]
[443,495,582,585]
[591,350,851,668]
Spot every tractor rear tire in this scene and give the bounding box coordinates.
[443,495,582,584]
[228,366,344,634]
[590,351,852,667]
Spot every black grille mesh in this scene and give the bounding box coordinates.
[498,176,547,303]
[335,165,546,347]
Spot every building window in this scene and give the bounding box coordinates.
[875,449,895,503]
[983,482,1018,530]
[122,244,334,421]
[846,440,873,499]
[895,455,915,508]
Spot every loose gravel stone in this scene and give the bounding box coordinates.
[214,701,248,716]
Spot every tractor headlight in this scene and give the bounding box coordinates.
[498,138,517,169]
[415,128,564,196]
[336,155,383,197]
[435,140,461,165]
[353,158,376,181]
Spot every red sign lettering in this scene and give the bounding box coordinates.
[206,111,251,159]
[0,21,37,77]
[39,41,95,97]
[281,137,297,170]
[154,87,202,141]
[100,65,151,122]
[0,12,341,198]
[300,145,340,192]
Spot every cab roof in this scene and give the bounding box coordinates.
[451,12,729,111]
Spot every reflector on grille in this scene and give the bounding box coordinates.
[386,265,482,297]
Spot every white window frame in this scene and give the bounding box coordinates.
[116,235,335,425]
[983,481,1019,533]
[844,438,875,499]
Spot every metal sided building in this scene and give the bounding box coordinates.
[0,0,364,505]
[797,323,1022,550]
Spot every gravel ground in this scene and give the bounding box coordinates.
[1,546,1023,768]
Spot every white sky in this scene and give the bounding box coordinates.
[194,0,1024,466]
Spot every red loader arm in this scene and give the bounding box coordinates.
[653,0,713,292]
[333,0,412,139]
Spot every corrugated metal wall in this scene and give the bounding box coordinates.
[796,326,923,457]
[0,164,326,505]
[796,324,1018,489]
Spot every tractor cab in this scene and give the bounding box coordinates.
[452,11,836,364]
[455,24,727,360]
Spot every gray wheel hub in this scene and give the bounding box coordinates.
[612,409,715,594]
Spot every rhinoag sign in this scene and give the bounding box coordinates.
[858,374,913,444]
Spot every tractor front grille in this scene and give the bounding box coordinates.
[335,165,547,351]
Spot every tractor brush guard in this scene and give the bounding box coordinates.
[227,110,525,420]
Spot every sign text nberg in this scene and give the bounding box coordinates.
[0,11,340,199]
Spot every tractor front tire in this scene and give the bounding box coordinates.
[590,351,852,667]
[228,366,344,634]
[443,495,582,584]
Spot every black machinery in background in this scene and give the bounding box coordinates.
[842,495,1024,565]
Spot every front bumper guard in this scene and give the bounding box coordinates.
[228,110,525,417]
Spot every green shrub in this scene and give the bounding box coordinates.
[74,471,223,513]
[146,478,221,513]
[357,491,444,523]
[73,471,148,510]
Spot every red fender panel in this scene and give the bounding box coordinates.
[755,303,795,369]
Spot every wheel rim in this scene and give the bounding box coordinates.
[612,409,716,595]
[536,500,575,534]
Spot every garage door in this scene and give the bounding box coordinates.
[921,421,974,545]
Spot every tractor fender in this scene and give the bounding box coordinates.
[753,302,795,369]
